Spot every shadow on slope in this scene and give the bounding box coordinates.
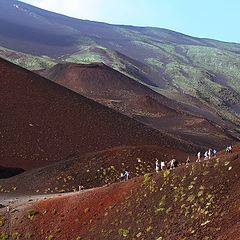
[0,166,24,179]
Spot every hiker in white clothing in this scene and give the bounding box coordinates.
[155,159,160,173]
[213,149,217,157]
[120,172,124,181]
[208,148,212,159]
[204,151,208,160]
[196,152,201,162]
[160,161,166,171]
[170,159,178,169]
[123,171,129,181]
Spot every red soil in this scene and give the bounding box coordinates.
[0,58,198,170]
[39,62,234,148]
[1,147,240,239]
[38,63,176,113]
[0,145,191,195]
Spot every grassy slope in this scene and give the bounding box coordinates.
[0,46,56,70]
[1,12,240,127]
[64,27,240,126]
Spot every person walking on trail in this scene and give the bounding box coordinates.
[204,151,208,160]
[226,146,229,154]
[186,156,190,165]
[160,161,166,171]
[226,146,233,154]
[123,170,129,181]
[229,145,233,153]
[155,159,160,173]
[120,172,124,181]
[170,159,178,169]
[208,148,212,159]
[213,149,217,157]
[196,152,201,162]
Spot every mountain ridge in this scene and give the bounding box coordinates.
[0,0,240,141]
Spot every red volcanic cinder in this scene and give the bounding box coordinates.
[0,58,195,170]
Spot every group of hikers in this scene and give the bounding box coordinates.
[155,158,178,172]
[119,145,234,181]
[120,158,178,181]
[196,148,217,162]
[197,145,233,162]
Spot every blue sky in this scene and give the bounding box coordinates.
[20,0,239,43]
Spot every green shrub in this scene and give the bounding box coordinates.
[0,215,4,227]
[27,209,39,220]
[12,232,21,240]
[0,232,9,240]
[118,228,129,237]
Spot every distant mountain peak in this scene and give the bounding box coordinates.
[0,0,240,142]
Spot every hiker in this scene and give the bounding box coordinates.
[120,172,124,181]
[204,151,208,160]
[123,170,129,181]
[186,156,190,165]
[170,159,178,169]
[226,146,229,154]
[208,148,212,159]
[155,159,160,173]
[78,185,84,191]
[196,152,201,162]
[226,146,232,154]
[160,161,166,171]
[213,149,217,157]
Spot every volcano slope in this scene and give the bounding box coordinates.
[0,145,191,195]
[0,147,239,240]
[0,57,199,170]
[1,0,240,133]
[38,62,234,149]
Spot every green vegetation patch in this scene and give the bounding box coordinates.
[0,46,56,70]
[12,232,21,240]
[0,232,8,240]
[27,209,39,220]
[0,215,4,227]
[24,232,32,239]
[143,173,152,185]
[118,228,129,237]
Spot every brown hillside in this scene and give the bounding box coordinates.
[0,145,191,195]
[38,63,174,107]
[0,147,239,239]
[0,58,197,170]
[39,62,234,148]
